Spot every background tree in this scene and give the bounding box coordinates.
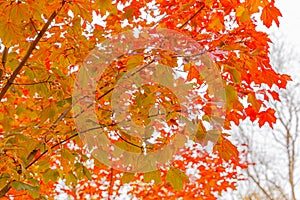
[0,0,290,199]
[226,37,300,200]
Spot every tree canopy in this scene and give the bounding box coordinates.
[0,0,290,199]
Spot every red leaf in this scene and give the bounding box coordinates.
[260,2,282,28]
[257,108,276,128]
[278,74,292,89]
[227,110,245,126]
[22,89,30,96]
[268,90,280,101]
[45,58,51,70]
[245,106,257,121]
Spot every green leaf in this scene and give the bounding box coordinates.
[121,172,135,184]
[166,167,189,191]
[83,166,92,180]
[51,67,66,79]
[28,178,40,186]
[35,158,50,171]
[61,148,76,163]
[11,181,39,192]
[28,190,41,199]
[56,97,72,107]
[144,170,162,184]
[206,130,221,143]
[43,169,59,183]
[0,173,10,186]
[224,65,241,84]
[225,84,238,111]
[114,139,141,153]
[24,68,35,80]
[75,163,84,179]
[66,171,77,185]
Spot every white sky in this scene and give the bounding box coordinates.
[273,0,300,56]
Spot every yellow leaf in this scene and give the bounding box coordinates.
[236,6,251,23]
[121,172,135,184]
[0,20,22,46]
[127,55,144,69]
[96,0,112,15]
[166,167,189,191]
[144,170,162,184]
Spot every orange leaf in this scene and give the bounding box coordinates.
[260,2,282,28]
[187,66,201,84]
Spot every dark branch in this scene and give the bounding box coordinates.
[0,0,66,100]
[26,133,78,170]
[179,4,205,30]
[0,181,12,198]
[1,47,8,69]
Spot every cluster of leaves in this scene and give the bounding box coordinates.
[0,0,289,199]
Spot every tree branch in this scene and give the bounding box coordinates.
[246,169,274,200]
[0,2,66,198]
[179,3,205,30]
[0,181,12,198]
[0,0,66,100]
[25,132,78,170]
[30,18,39,34]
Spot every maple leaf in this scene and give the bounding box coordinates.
[257,108,277,128]
[166,167,189,191]
[214,136,239,161]
[245,106,257,122]
[260,2,282,28]
[268,90,280,101]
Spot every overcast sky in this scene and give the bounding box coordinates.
[273,0,300,56]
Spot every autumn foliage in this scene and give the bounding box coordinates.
[0,0,290,199]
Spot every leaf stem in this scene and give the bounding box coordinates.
[12,76,52,85]
[1,47,8,69]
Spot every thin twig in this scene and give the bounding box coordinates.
[12,76,52,85]
[25,132,78,170]
[30,18,39,34]
[53,106,72,125]
[179,4,205,30]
